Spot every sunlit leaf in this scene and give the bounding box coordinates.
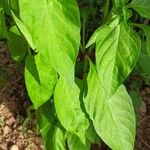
[54,77,89,143]
[25,54,57,108]
[95,16,140,96]
[84,62,136,150]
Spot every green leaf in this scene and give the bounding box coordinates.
[11,11,36,50]
[95,16,141,96]
[17,0,80,84]
[0,0,10,15]
[25,54,57,108]
[46,125,66,150]
[36,101,56,139]
[84,62,136,150]
[67,134,91,150]
[114,0,129,5]
[0,1,8,38]
[14,1,88,142]
[86,125,101,144]
[130,0,150,19]
[54,77,89,143]
[7,25,28,62]
[138,53,150,74]
[137,24,150,57]
[9,0,19,14]
[130,90,142,109]
[86,26,102,48]
[36,102,66,150]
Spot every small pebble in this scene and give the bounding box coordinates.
[3,126,11,136]
[10,145,19,150]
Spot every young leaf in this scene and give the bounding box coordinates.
[67,134,91,150]
[130,0,150,19]
[84,62,136,150]
[86,26,102,48]
[25,54,57,108]
[137,24,150,57]
[54,77,89,143]
[95,16,141,96]
[7,25,28,62]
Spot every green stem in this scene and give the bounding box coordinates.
[103,0,110,21]
[131,22,142,27]
[82,17,86,54]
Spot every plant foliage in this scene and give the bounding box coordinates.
[0,0,150,149]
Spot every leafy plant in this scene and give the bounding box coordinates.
[0,0,150,149]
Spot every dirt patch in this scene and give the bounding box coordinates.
[135,87,150,150]
[0,41,43,150]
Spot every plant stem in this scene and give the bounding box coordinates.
[103,0,110,21]
[82,17,86,54]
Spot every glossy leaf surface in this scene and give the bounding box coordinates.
[25,54,57,108]
[95,16,140,96]
[17,0,80,83]
[84,62,136,150]
[54,78,89,142]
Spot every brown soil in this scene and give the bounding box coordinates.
[0,41,150,150]
[0,41,43,150]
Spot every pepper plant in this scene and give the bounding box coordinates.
[0,0,150,150]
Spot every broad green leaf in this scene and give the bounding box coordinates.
[16,0,88,142]
[84,62,136,150]
[130,0,150,19]
[7,25,28,62]
[54,77,89,143]
[67,134,91,150]
[95,16,140,96]
[36,102,66,150]
[137,24,150,57]
[17,0,80,83]
[25,54,57,108]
